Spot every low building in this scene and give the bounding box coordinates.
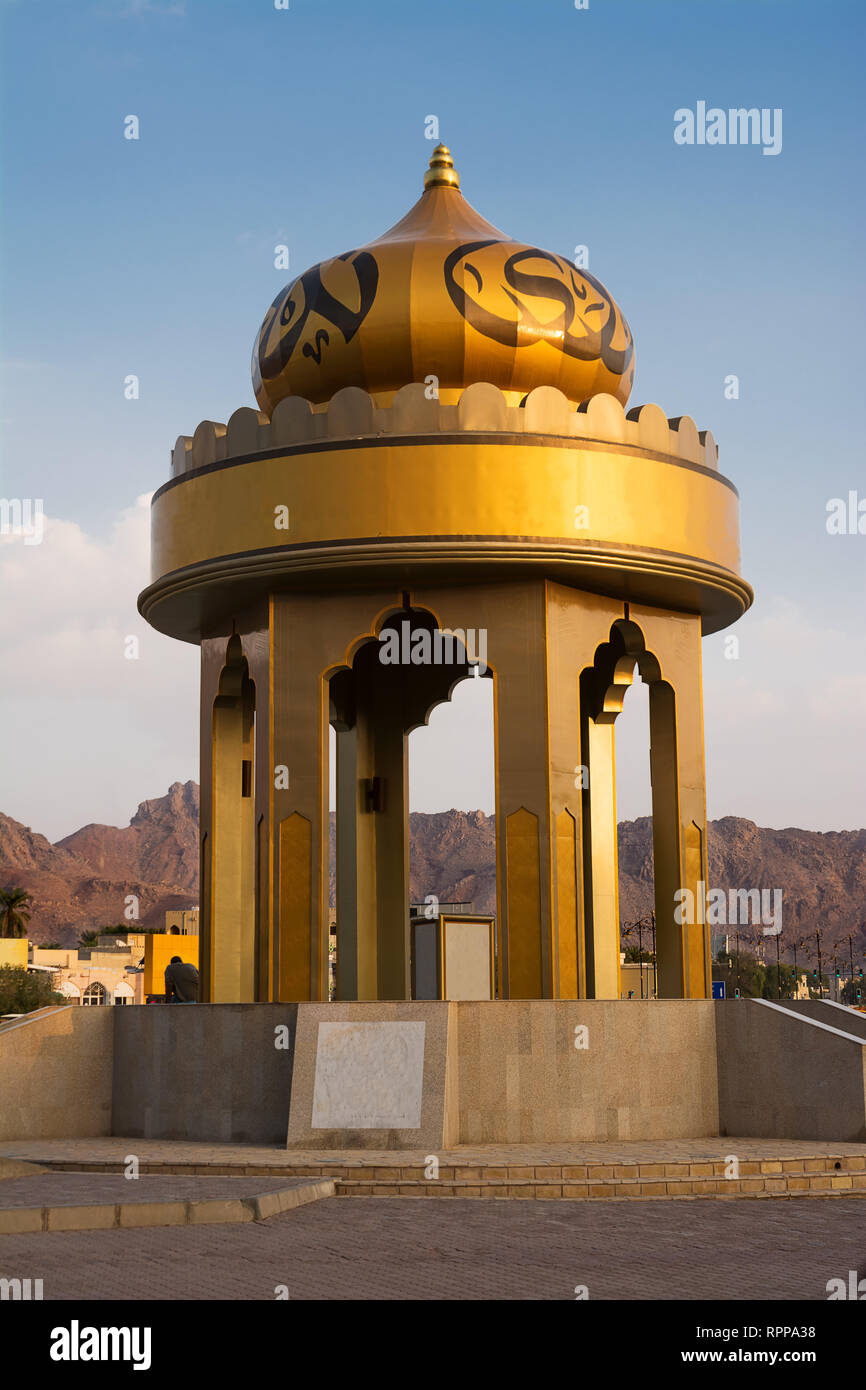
[165,909,199,936]
[27,941,145,1006]
[620,958,657,999]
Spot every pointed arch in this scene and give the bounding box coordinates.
[208,634,257,1002]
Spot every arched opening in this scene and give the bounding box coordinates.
[208,634,257,1002]
[613,675,656,998]
[82,981,108,1007]
[581,619,686,998]
[328,605,492,1001]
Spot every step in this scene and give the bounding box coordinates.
[0,1174,335,1234]
[32,1154,866,1200]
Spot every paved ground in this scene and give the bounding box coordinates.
[0,1174,308,1208]
[1,1197,864,1300]
[3,1136,864,1168]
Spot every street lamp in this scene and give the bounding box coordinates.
[792,937,808,998]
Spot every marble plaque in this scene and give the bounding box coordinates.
[311,1021,426,1129]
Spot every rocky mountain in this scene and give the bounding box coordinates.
[0,783,199,943]
[617,817,866,952]
[327,807,497,915]
[2,784,865,959]
[57,781,199,892]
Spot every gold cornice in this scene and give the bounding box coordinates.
[140,536,753,644]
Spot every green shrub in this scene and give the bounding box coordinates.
[0,965,65,1016]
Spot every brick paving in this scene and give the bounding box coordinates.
[3,1136,864,1168]
[1,1197,864,1300]
[0,1175,307,1208]
[3,1137,863,1201]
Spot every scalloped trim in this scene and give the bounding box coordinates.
[171,384,719,478]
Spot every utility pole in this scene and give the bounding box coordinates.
[620,921,639,998]
[637,917,644,995]
[792,937,806,998]
[815,930,823,999]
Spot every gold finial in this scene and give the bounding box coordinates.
[424,143,460,190]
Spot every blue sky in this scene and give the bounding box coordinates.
[1,0,864,838]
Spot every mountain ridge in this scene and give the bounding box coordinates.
[1,784,864,958]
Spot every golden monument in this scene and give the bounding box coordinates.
[139,146,752,1005]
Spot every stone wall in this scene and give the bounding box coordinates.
[453,1000,718,1143]
[782,998,866,1042]
[715,999,866,1141]
[112,1003,297,1144]
[0,1005,113,1140]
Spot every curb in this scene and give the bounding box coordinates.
[0,1178,335,1234]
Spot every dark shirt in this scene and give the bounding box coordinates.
[164,960,200,1002]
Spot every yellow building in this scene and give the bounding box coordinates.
[0,939,29,969]
[142,935,200,997]
[140,146,751,1005]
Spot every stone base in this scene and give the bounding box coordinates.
[2,998,865,1148]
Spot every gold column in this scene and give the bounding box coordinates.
[631,605,710,998]
[208,637,256,1002]
[270,593,331,1002]
[547,585,625,999]
[333,722,358,1000]
[270,589,410,1002]
[352,665,410,1000]
[198,639,222,1003]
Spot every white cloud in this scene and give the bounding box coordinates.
[0,497,198,839]
[702,596,866,827]
[0,495,176,695]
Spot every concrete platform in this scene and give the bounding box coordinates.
[0,1170,334,1233]
[6,1000,865,1148]
[3,1136,864,1201]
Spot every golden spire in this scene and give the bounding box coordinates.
[424,143,460,190]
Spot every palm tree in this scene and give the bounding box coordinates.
[0,886,33,939]
[77,929,100,949]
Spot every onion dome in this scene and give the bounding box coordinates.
[252,145,634,412]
